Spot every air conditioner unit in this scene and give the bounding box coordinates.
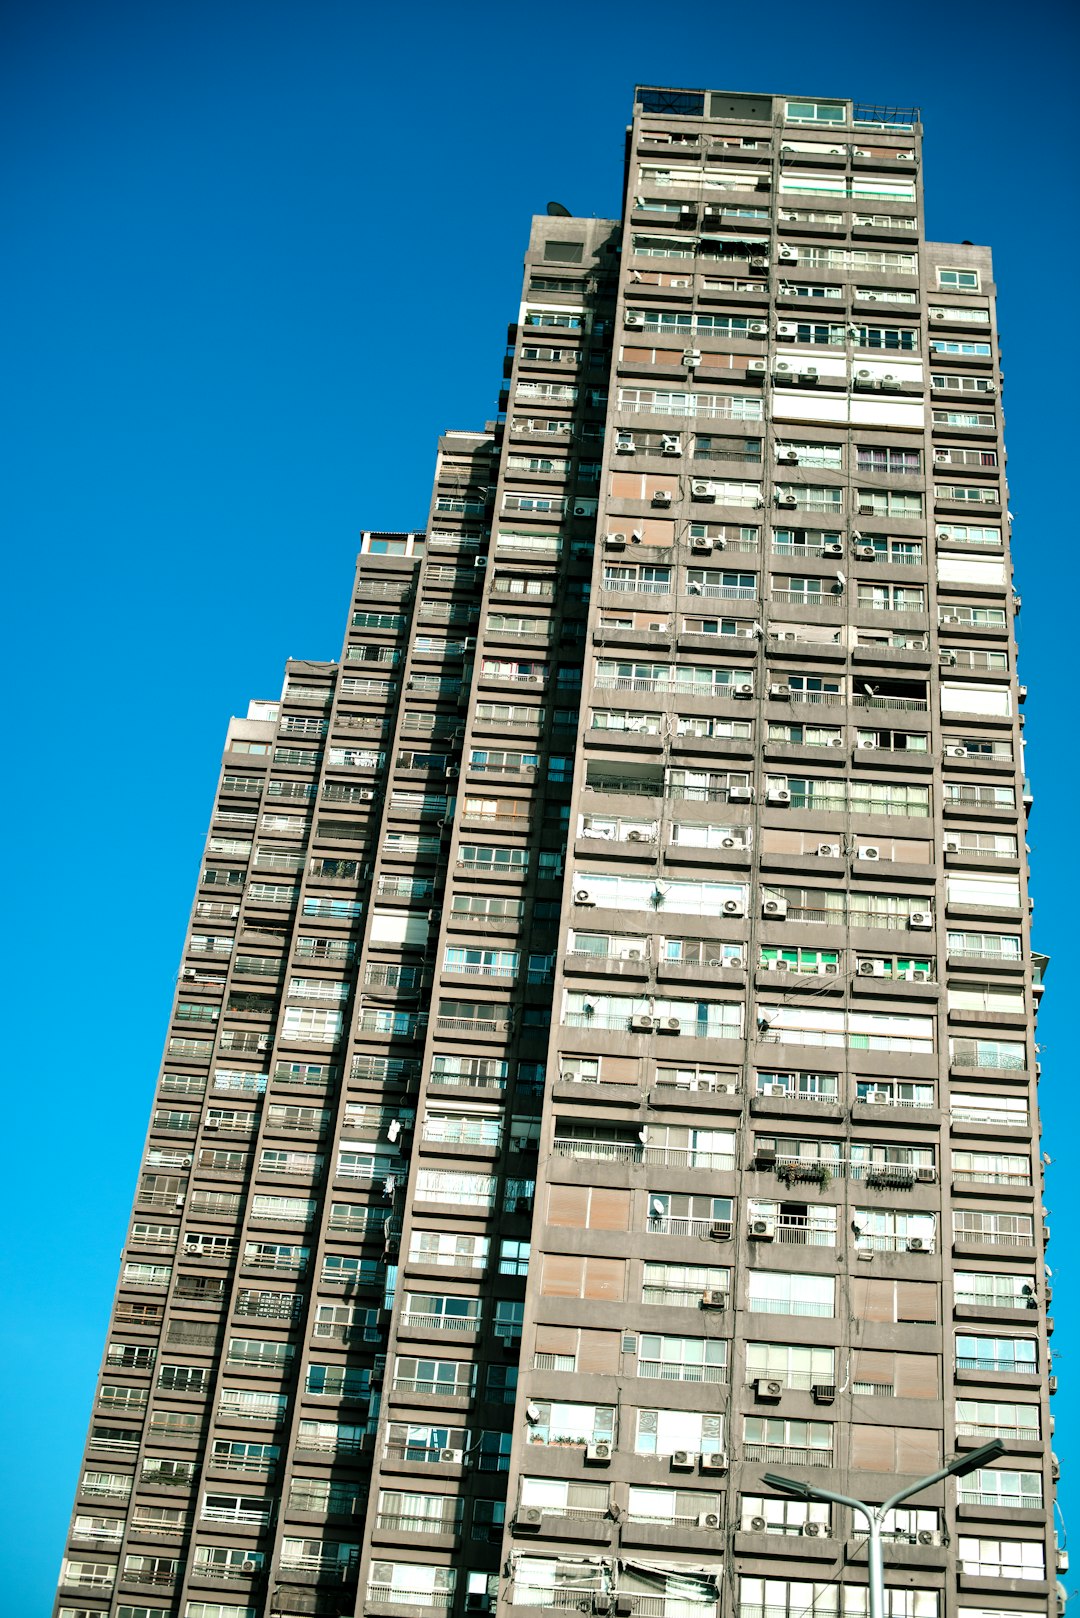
[800,367,819,381]
[774,362,793,377]
[593,1598,613,1617]
[761,1082,788,1096]
[241,1559,259,1574]
[857,846,881,861]
[762,897,788,918]
[770,684,792,699]
[750,1514,768,1532]
[941,613,962,624]
[614,1598,635,1618]
[823,541,844,556]
[625,312,646,328]
[671,1450,697,1470]
[630,1015,655,1033]
[917,1530,943,1547]
[810,1385,836,1405]
[776,493,798,508]
[653,490,673,506]
[701,1289,726,1308]
[359,788,375,801]
[906,1236,927,1252]
[691,481,715,498]
[661,435,682,455]
[756,1142,777,1165]
[856,544,877,560]
[778,245,797,261]
[777,323,797,338]
[698,1511,722,1529]
[708,1221,731,1239]
[945,744,967,757]
[779,451,800,466]
[700,1452,727,1472]
[747,320,767,335]
[767,787,792,807]
[473,555,487,570]
[908,911,932,930]
[440,1448,464,1463]
[517,1508,544,1530]
[683,350,702,367]
[586,1441,612,1462]
[817,842,841,857]
[574,503,594,517]
[858,960,885,977]
[767,960,790,974]
[750,1216,776,1239]
[574,889,595,905]
[802,1522,824,1538]
[749,256,769,269]
[733,683,755,698]
[690,536,713,553]
[721,835,744,849]
[756,1377,784,1401]
[604,536,627,553]
[943,838,960,854]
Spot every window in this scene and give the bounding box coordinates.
[544,240,583,263]
[742,1416,833,1464]
[635,1407,725,1456]
[956,1334,1037,1375]
[637,1334,728,1383]
[746,1343,835,1391]
[786,100,845,123]
[960,1465,1043,1511]
[958,1538,1044,1580]
[740,1495,830,1536]
[527,1401,615,1446]
[748,1271,834,1317]
[642,1258,731,1305]
[939,267,979,290]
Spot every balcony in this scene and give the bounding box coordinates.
[554,1138,736,1171]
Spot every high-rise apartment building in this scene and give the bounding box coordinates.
[58,84,1059,1618]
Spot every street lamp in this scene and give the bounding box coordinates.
[764,1437,1005,1618]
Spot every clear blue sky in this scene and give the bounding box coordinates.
[3,1,1077,1611]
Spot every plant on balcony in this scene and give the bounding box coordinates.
[776,1160,832,1189]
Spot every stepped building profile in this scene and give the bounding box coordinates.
[58,83,1059,1618]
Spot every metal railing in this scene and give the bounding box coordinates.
[743,1443,834,1466]
[647,1215,732,1240]
[638,1361,728,1383]
[401,1311,482,1333]
[855,693,929,712]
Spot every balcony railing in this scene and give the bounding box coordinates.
[201,1505,272,1525]
[401,1311,481,1334]
[638,1360,728,1383]
[367,1587,452,1609]
[952,1169,1031,1186]
[955,1356,1034,1375]
[953,1227,1034,1248]
[647,1215,733,1240]
[554,1138,735,1171]
[742,1443,833,1466]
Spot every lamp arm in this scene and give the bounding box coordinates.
[881,1464,956,1517]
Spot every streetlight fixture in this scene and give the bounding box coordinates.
[763,1437,1005,1618]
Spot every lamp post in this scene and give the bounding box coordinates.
[764,1437,1005,1618]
